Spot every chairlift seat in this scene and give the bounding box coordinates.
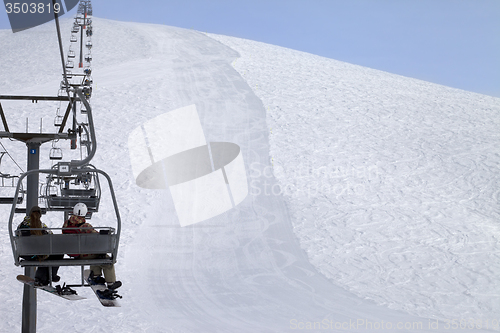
[61,188,96,197]
[20,257,113,267]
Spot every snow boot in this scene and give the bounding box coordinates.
[107,281,122,290]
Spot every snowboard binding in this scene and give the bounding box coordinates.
[56,283,78,296]
[96,288,122,300]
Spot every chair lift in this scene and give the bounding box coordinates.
[70,35,77,43]
[66,60,74,69]
[72,25,79,33]
[65,71,73,79]
[0,153,24,204]
[45,164,101,215]
[68,50,75,58]
[9,165,121,272]
[85,41,92,49]
[49,148,63,160]
[54,115,64,127]
[84,54,92,62]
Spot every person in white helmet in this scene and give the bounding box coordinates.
[62,203,122,290]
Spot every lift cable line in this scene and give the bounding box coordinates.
[53,0,73,112]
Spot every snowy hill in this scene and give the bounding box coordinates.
[0,18,499,332]
[207,34,500,321]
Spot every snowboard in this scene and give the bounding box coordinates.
[17,275,85,301]
[83,269,121,307]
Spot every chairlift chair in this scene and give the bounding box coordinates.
[45,165,101,215]
[54,115,64,127]
[85,41,92,49]
[68,50,75,58]
[49,148,63,160]
[70,35,77,43]
[8,166,121,269]
[66,61,74,69]
[0,153,24,204]
[0,176,24,204]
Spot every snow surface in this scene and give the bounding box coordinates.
[0,18,499,332]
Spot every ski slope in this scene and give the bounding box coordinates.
[0,18,499,332]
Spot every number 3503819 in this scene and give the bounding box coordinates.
[5,2,61,14]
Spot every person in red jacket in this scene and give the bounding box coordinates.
[62,203,122,290]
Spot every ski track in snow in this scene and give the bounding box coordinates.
[0,17,498,332]
[208,34,500,321]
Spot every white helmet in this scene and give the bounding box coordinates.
[73,203,88,217]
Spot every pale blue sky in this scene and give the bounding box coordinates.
[1,0,499,97]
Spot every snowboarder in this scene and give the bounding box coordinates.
[62,203,122,290]
[17,206,63,285]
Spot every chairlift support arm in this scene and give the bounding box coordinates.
[0,95,79,139]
